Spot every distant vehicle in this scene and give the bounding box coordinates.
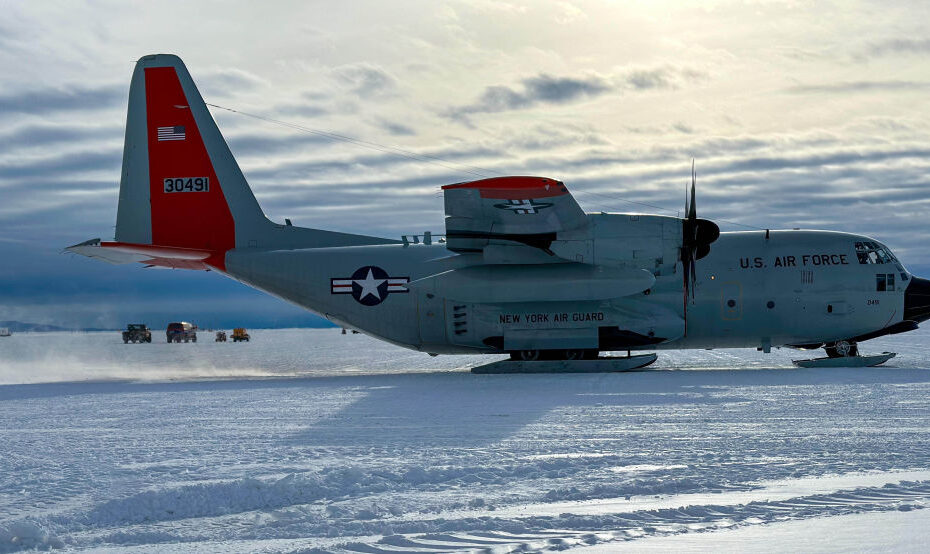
[215,331,227,342]
[0,327,10,337]
[122,323,152,343]
[232,328,250,342]
[166,322,197,343]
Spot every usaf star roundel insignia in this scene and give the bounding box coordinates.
[331,266,410,306]
[493,198,553,215]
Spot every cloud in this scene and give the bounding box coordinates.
[624,69,675,90]
[621,66,706,91]
[335,64,397,98]
[0,148,121,181]
[375,118,416,136]
[271,103,330,119]
[784,81,930,94]
[553,1,586,24]
[522,74,611,103]
[0,85,124,117]
[499,123,609,152]
[445,73,611,120]
[245,143,499,184]
[444,67,704,122]
[0,123,121,153]
[198,68,268,97]
[226,132,333,157]
[865,38,930,57]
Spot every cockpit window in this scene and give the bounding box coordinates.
[856,241,909,282]
[855,241,898,265]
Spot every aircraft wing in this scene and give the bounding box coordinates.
[442,176,586,253]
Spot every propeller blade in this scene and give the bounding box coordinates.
[689,251,697,299]
[681,159,717,302]
[682,251,691,299]
[688,158,697,220]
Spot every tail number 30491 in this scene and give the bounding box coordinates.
[164,177,209,193]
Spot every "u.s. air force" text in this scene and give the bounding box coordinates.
[739,254,849,269]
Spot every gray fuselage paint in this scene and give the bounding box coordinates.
[224,228,906,354]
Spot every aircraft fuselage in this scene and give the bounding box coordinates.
[225,225,914,355]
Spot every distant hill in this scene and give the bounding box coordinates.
[0,320,73,332]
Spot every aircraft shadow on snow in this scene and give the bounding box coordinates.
[282,368,930,448]
[3,368,929,448]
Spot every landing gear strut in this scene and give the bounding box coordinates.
[825,340,859,358]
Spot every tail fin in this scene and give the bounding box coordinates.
[95,54,394,270]
[116,54,265,261]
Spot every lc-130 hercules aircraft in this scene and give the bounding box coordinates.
[69,54,930,367]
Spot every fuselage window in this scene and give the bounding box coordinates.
[876,273,895,292]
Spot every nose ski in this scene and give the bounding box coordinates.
[792,352,896,368]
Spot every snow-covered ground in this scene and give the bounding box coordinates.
[1,328,929,552]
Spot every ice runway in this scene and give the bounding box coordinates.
[1,329,929,552]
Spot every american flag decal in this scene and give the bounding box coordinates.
[157,126,186,141]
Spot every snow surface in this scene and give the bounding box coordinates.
[1,328,929,552]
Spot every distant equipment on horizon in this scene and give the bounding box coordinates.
[0,327,10,337]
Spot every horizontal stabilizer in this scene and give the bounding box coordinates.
[66,238,214,270]
[407,263,655,303]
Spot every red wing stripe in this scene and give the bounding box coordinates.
[444,177,569,198]
[443,176,562,190]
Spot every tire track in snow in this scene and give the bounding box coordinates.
[320,480,930,553]
[11,477,927,552]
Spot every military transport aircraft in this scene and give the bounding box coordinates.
[69,54,930,366]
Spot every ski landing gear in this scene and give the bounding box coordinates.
[474,352,657,374]
[792,340,896,368]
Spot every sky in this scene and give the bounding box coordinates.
[1,0,929,329]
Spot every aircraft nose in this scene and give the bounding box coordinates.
[904,276,930,323]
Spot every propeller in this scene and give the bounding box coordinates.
[681,160,720,301]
